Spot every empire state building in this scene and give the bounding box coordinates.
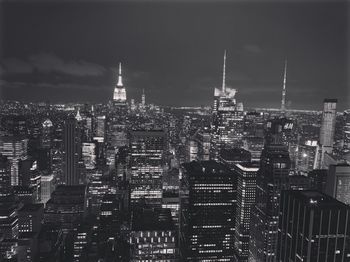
[113,62,127,102]
[108,62,128,148]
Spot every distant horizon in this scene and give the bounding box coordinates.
[2,98,348,113]
[1,1,348,110]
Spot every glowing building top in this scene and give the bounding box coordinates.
[113,62,127,102]
[213,50,242,112]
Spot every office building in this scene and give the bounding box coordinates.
[344,109,350,151]
[277,190,350,262]
[211,52,244,159]
[18,203,44,233]
[232,163,258,262]
[63,117,81,185]
[180,161,236,261]
[44,185,86,232]
[320,99,337,149]
[249,144,291,262]
[0,136,28,186]
[109,63,128,148]
[0,203,18,239]
[129,130,165,207]
[40,175,55,205]
[129,208,178,261]
[326,163,350,205]
[41,119,53,149]
[0,155,11,197]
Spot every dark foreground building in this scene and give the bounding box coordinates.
[180,161,236,261]
[277,190,350,262]
[249,144,291,261]
[129,208,178,261]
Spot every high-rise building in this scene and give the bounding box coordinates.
[0,155,12,197]
[232,163,259,262]
[296,139,318,174]
[249,144,291,262]
[82,142,96,170]
[141,88,146,111]
[219,148,252,166]
[129,208,178,261]
[41,119,53,148]
[193,127,211,161]
[86,170,109,215]
[211,51,244,159]
[320,99,337,152]
[94,115,106,140]
[109,63,128,148]
[326,163,350,205]
[0,136,28,186]
[44,185,86,232]
[277,190,350,262]
[180,161,236,261]
[63,117,81,185]
[113,63,127,103]
[129,130,165,207]
[0,203,18,239]
[343,109,350,151]
[18,203,44,233]
[41,174,54,205]
[308,169,328,193]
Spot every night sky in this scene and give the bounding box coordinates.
[0,0,349,110]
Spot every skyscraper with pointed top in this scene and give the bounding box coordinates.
[141,88,146,107]
[211,50,244,159]
[113,62,127,102]
[109,62,128,148]
[280,60,287,112]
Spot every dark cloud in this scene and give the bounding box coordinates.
[1,53,106,77]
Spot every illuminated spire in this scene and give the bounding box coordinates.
[75,108,82,121]
[142,88,146,106]
[222,50,227,93]
[117,62,123,87]
[281,59,287,112]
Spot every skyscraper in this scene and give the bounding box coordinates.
[141,88,146,107]
[129,208,178,261]
[326,163,350,205]
[129,130,166,207]
[343,109,350,151]
[180,161,236,261]
[211,51,244,159]
[63,117,81,185]
[277,190,350,262]
[94,115,106,140]
[320,99,337,149]
[109,63,128,148]
[40,174,54,205]
[249,144,291,262]
[0,136,28,186]
[113,63,127,103]
[41,118,53,149]
[0,155,11,197]
[232,163,259,262]
[44,185,86,232]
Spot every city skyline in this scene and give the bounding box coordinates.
[1,1,349,110]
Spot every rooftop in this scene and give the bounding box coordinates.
[19,203,44,213]
[132,208,174,231]
[285,190,349,209]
